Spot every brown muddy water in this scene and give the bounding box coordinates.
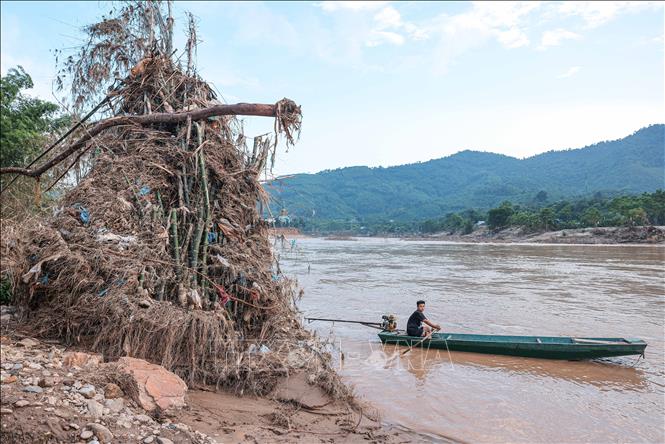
[279,238,665,443]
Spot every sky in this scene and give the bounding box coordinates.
[1,1,664,176]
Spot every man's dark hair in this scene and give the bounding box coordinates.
[416,300,425,306]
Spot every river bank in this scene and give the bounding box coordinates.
[407,225,665,244]
[0,309,415,443]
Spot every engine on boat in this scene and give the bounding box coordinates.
[381,314,398,331]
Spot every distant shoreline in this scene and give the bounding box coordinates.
[402,225,665,245]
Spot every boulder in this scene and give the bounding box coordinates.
[78,384,96,399]
[63,351,103,368]
[115,357,187,412]
[86,423,114,443]
[86,399,103,418]
[103,382,123,399]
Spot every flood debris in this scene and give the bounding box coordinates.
[0,1,350,402]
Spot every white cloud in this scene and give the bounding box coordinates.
[557,66,581,79]
[539,28,581,49]
[366,30,405,47]
[497,28,530,48]
[374,6,402,29]
[557,1,662,28]
[425,2,540,73]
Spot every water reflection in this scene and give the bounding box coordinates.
[374,344,650,391]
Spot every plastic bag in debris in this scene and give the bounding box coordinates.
[73,203,90,225]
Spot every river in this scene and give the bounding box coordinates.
[278,238,665,443]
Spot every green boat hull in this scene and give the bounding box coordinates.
[377,331,647,360]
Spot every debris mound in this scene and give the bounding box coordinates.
[1,17,347,400]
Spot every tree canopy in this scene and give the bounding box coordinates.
[0,66,66,169]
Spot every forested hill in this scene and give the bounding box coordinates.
[268,124,664,221]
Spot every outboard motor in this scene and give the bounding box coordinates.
[381,314,398,331]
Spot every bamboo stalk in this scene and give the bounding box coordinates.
[198,146,212,294]
[170,208,181,280]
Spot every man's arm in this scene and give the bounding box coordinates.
[423,319,441,330]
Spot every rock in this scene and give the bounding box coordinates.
[54,409,70,418]
[22,385,43,394]
[79,384,96,399]
[174,423,189,432]
[69,423,80,430]
[116,357,187,412]
[117,418,132,429]
[17,338,38,348]
[63,352,102,368]
[88,440,100,444]
[156,438,174,444]
[0,408,13,414]
[143,437,155,444]
[86,422,114,443]
[138,299,152,308]
[1,375,17,384]
[38,377,55,387]
[80,429,94,440]
[14,400,29,407]
[103,382,123,399]
[104,398,124,413]
[62,378,75,386]
[28,362,42,370]
[86,399,104,418]
[136,414,154,424]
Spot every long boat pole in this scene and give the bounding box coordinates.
[305,317,383,329]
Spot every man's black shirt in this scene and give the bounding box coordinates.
[406,310,426,336]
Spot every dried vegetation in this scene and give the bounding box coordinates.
[1,1,351,400]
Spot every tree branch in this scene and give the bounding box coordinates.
[1,102,283,178]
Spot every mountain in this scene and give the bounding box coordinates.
[268,124,665,222]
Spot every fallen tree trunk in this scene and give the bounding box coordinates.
[0,102,289,178]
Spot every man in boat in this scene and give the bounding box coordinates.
[406,300,441,337]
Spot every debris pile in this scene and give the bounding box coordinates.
[1,3,349,400]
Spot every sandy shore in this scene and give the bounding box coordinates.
[407,225,665,245]
[0,311,418,443]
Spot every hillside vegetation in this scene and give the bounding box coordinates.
[269,124,664,223]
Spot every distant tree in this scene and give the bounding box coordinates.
[487,201,514,230]
[462,219,474,235]
[627,208,648,226]
[0,66,64,169]
[535,190,548,203]
[641,189,665,225]
[582,207,602,227]
[539,207,556,231]
[509,211,539,231]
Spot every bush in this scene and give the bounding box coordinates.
[0,277,13,305]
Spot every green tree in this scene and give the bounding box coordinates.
[642,189,665,225]
[582,207,602,227]
[462,219,474,235]
[487,201,514,230]
[539,207,556,231]
[535,190,548,203]
[627,208,648,226]
[0,66,64,169]
[509,211,539,231]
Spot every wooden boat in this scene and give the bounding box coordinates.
[378,331,647,360]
